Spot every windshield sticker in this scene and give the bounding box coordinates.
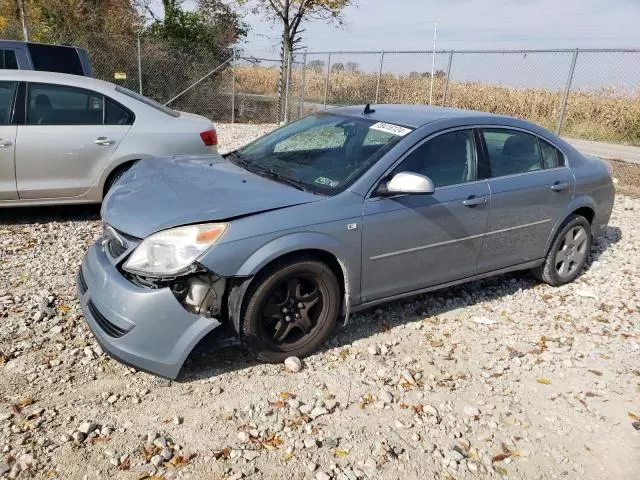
[314,176,340,188]
[370,122,412,137]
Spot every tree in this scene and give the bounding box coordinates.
[331,62,344,71]
[237,0,355,120]
[0,0,142,41]
[345,61,358,73]
[308,59,325,72]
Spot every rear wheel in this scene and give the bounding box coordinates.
[532,214,592,286]
[241,258,341,363]
[104,163,135,197]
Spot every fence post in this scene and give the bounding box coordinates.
[137,36,143,95]
[441,51,453,106]
[375,51,385,104]
[298,52,308,118]
[231,47,236,124]
[323,53,331,108]
[556,49,578,135]
[283,50,292,123]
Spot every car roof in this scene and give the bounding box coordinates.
[328,104,502,128]
[0,69,116,91]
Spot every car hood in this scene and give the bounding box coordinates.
[101,155,320,238]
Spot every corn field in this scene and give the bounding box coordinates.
[234,66,640,146]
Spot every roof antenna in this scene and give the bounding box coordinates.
[363,103,375,115]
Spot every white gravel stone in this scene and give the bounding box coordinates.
[78,422,97,434]
[284,356,303,373]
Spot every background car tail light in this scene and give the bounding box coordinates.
[200,130,218,146]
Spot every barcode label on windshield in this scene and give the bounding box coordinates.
[370,122,412,137]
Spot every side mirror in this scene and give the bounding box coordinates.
[377,172,435,196]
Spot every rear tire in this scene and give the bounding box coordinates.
[532,214,592,286]
[241,257,341,363]
[104,163,135,197]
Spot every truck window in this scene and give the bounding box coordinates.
[0,50,18,70]
[27,43,83,75]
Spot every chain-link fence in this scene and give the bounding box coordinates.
[8,34,640,192]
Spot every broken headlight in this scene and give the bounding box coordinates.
[122,223,228,276]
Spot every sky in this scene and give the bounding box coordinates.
[174,0,640,91]
[239,0,640,53]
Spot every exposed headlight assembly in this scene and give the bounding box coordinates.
[122,223,228,276]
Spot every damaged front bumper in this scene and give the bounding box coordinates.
[77,242,222,379]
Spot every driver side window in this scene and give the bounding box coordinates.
[394,129,477,188]
[273,124,346,153]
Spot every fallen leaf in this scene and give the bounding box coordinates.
[213,447,231,460]
[117,457,131,471]
[334,449,349,457]
[493,453,510,462]
[495,466,508,475]
[262,435,283,450]
[411,405,424,415]
[57,305,71,314]
[588,369,603,376]
[169,453,195,468]
[628,411,640,422]
[283,453,295,461]
[430,339,444,348]
[278,392,296,400]
[19,397,35,408]
[89,436,110,444]
[271,400,286,409]
[536,377,551,385]
[399,403,409,409]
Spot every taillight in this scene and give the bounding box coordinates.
[200,130,218,146]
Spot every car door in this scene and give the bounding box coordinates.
[477,127,574,272]
[14,82,132,199]
[0,81,18,200]
[361,128,490,302]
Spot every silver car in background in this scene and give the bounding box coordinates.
[0,70,217,206]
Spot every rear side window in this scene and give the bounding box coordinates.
[0,50,18,70]
[27,43,83,75]
[0,82,17,125]
[105,98,133,125]
[538,138,564,168]
[482,129,543,177]
[27,83,103,125]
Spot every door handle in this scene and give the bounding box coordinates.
[94,137,115,146]
[0,140,12,148]
[550,182,570,192]
[463,196,487,207]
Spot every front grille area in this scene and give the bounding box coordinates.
[87,301,129,338]
[77,269,88,295]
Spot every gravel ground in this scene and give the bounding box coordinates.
[1,123,639,480]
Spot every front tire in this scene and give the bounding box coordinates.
[532,214,592,286]
[241,258,341,363]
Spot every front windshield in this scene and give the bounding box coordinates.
[231,113,412,195]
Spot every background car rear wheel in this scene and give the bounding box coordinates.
[532,214,592,286]
[242,257,341,363]
[104,162,135,197]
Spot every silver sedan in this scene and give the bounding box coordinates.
[0,70,217,206]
